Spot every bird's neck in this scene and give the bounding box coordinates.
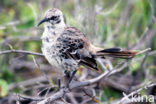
[42,22,66,38]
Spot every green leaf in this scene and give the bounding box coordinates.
[0,79,9,97]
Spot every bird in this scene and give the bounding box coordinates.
[38,8,150,86]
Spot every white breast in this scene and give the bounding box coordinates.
[41,28,61,68]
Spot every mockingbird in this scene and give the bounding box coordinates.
[38,8,150,87]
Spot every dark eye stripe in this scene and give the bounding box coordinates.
[49,16,60,20]
[51,16,57,20]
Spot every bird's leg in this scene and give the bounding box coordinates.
[57,79,61,91]
[65,70,77,88]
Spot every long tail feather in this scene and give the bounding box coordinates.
[96,48,151,59]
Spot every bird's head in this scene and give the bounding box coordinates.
[38,8,65,29]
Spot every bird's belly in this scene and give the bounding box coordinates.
[42,45,78,71]
[42,45,60,67]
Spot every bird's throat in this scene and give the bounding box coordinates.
[44,22,66,34]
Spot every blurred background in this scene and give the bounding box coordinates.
[0,0,156,104]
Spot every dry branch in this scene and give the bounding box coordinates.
[37,70,110,104]
[0,50,44,56]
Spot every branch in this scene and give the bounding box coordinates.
[0,50,44,56]
[37,56,132,104]
[37,66,120,104]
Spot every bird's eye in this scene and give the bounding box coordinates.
[50,16,59,20]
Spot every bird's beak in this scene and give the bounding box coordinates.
[38,18,48,26]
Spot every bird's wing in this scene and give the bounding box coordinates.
[56,27,100,72]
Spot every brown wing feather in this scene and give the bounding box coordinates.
[59,27,100,72]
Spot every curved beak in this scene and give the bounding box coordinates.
[37,18,48,26]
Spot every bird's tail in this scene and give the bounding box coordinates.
[96,48,151,59]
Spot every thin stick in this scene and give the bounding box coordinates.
[0,50,44,56]
[136,48,151,56]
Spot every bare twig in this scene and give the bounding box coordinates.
[37,59,129,104]
[0,50,44,56]
[135,48,151,56]
[37,70,110,104]
[18,94,43,101]
[9,76,47,90]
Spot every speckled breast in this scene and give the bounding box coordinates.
[41,38,78,72]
